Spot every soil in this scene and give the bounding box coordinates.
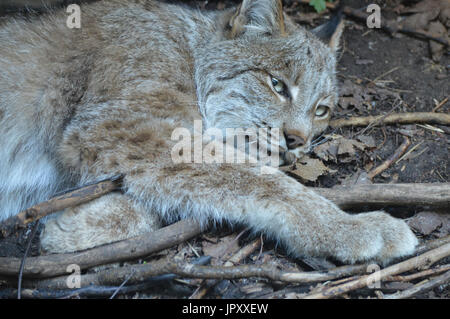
[0,0,448,299]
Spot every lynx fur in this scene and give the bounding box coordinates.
[0,0,417,264]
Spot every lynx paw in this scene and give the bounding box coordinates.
[366,211,418,265]
[337,211,418,265]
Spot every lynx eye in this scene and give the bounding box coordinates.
[271,77,289,97]
[315,105,330,117]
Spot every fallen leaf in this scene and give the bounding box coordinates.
[356,135,377,149]
[338,80,395,111]
[289,156,336,182]
[400,8,440,31]
[202,234,240,262]
[314,135,369,163]
[428,21,448,61]
[407,211,450,236]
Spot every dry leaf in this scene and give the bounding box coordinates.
[428,21,448,61]
[202,234,240,262]
[400,9,440,31]
[337,80,395,111]
[356,135,377,149]
[289,156,336,182]
[407,211,450,236]
[314,135,369,163]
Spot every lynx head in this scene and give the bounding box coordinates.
[195,0,344,163]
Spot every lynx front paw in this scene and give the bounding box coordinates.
[366,211,418,265]
[335,211,418,265]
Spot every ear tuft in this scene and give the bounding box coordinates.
[312,12,345,52]
[228,0,286,38]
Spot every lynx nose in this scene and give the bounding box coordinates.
[284,130,306,149]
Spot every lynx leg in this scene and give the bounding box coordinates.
[124,163,417,264]
[40,192,161,254]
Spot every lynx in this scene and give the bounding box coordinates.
[0,0,418,264]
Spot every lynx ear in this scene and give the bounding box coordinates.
[312,13,345,52]
[228,0,286,38]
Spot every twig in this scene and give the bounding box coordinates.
[384,270,450,299]
[416,235,450,255]
[368,67,400,86]
[21,258,369,290]
[109,269,135,299]
[303,242,450,299]
[314,183,450,210]
[0,174,122,238]
[330,112,450,128]
[395,141,423,163]
[367,136,411,180]
[355,99,402,136]
[385,264,450,282]
[190,238,262,299]
[432,97,448,112]
[342,6,450,47]
[0,218,202,278]
[17,222,39,299]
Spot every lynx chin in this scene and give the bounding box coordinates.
[0,0,417,264]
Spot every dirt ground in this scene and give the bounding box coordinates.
[0,0,448,299]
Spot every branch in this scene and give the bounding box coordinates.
[367,136,411,180]
[330,112,450,128]
[416,235,450,255]
[0,218,202,278]
[314,183,450,210]
[303,242,450,299]
[190,238,262,299]
[384,270,450,299]
[20,258,368,290]
[0,174,122,238]
[385,264,450,283]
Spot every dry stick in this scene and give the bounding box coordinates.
[226,238,262,266]
[22,258,368,290]
[367,136,411,180]
[385,264,450,283]
[0,174,122,239]
[17,222,39,299]
[355,99,403,137]
[416,235,450,255]
[189,230,252,299]
[330,112,450,128]
[302,242,450,299]
[314,183,450,210]
[0,218,202,278]
[432,97,448,112]
[368,67,399,86]
[109,269,135,299]
[342,6,450,47]
[384,270,450,299]
[190,238,262,299]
